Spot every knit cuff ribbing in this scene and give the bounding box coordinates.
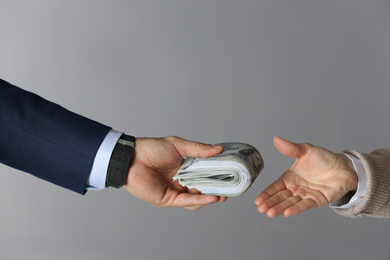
[333,149,390,218]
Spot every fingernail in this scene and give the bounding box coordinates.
[212,145,223,149]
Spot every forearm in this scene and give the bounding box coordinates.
[0,79,111,194]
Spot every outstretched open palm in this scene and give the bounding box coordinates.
[255,136,357,217]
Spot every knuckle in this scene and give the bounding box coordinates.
[302,142,314,152]
[167,136,179,141]
[154,200,167,208]
[187,207,199,211]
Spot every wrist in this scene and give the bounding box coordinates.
[106,134,136,188]
[339,153,358,192]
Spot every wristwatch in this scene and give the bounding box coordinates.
[106,134,135,188]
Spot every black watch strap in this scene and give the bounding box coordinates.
[106,134,135,188]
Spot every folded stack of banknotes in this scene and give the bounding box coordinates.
[173,142,264,197]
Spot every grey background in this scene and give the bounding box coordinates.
[1,1,390,259]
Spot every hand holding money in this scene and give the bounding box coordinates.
[173,142,264,197]
[124,137,227,211]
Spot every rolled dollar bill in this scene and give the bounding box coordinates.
[173,142,264,197]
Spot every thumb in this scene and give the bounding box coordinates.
[170,137,223,158]
[273,136,309,158]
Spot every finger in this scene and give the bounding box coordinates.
[255,179,287,206]
[169,136,224,158]
[187,188,227,203]
[265,196,302,218]
[187,188,202,194]
[257,189,293,213]
[173,193,221,208]
[184,196,227,211]
[255,192,271,206]
[185,205,204,211]
[284,198,319,217]
[217,196,228,203]
[273,136,309,158]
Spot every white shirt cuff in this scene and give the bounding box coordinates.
[330,153,367,208]
[86,129,123,190]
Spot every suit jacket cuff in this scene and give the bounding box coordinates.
[86,129,123,190]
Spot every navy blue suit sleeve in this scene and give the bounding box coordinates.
[0,79,112,194]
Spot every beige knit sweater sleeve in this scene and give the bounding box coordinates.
[333,149,390,218]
